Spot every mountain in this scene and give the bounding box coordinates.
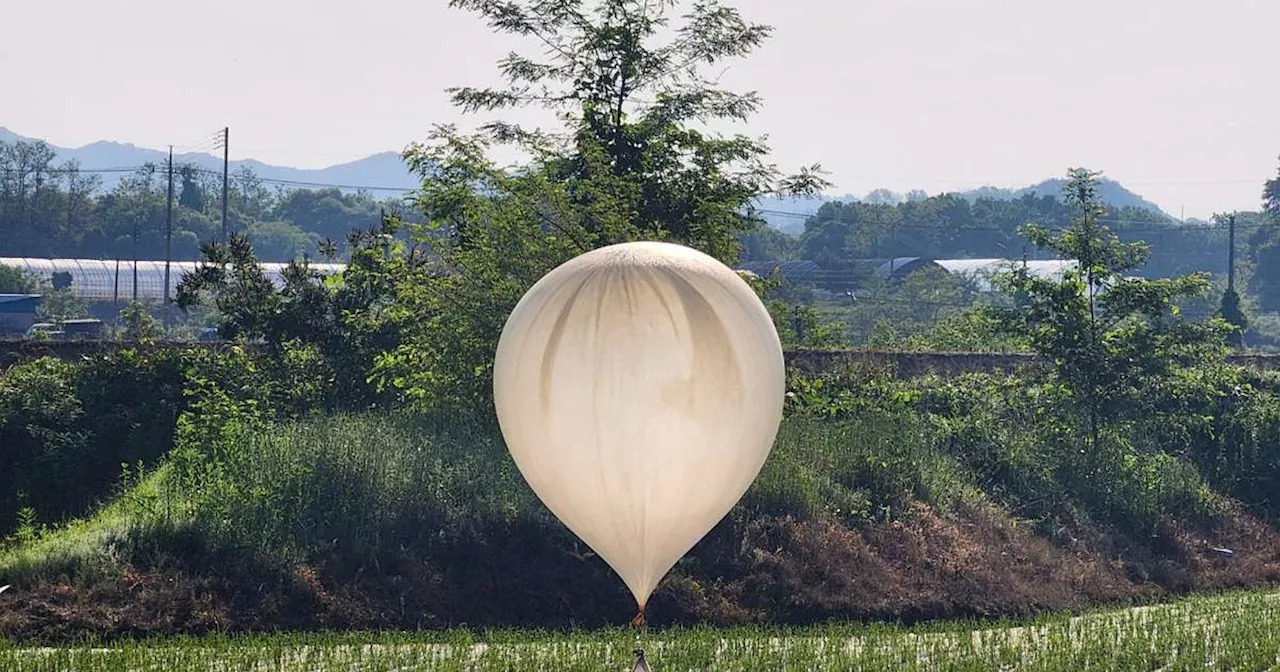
[4,127,1173,231]
[755,178,1172,235]
[0,127,420,194]
[958,178,1168,215]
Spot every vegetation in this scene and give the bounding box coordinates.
[4,590,1280,670]
[4,1,1280,662]
[0,140,394,262]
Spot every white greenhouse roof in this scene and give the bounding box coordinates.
[934,258,1077,291]
[0,258,346,303]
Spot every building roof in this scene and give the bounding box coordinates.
[934,259,1076,291]
[0,258,346,303]
[0,294,41,313]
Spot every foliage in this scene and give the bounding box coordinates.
[874,309,1029,353]
[176,230,401,410]
[991,168,1228,447]
[346,0,828,407]
[118,301,162,342]
[1219,287,1248,347]
[33,288,87,323]
[0,359,86,531]
[741,271,847,349]
[790,191,1218,280]
[1265,157,1279,217]
[0,138,393,263]
[0,266,38,294]
[0,346,277,534]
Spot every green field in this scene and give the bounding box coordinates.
[4,590,1279,671]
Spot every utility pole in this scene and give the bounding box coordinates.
[164,146,174,305]
[1227,213,1237,293]
[220,126,229,243]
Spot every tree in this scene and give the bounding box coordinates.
[0,266,38,294]
[739,220,798,262]
[36,289,88,323]
[178,166,206,212]
[373,0,828,407]
[1264,156,1279,217]
[119,300,162,342]
[177,229,404,409]
[1219,287,1247,347]
[244,220,317,262]
[992,168,1227,449]
[274,188,381,245]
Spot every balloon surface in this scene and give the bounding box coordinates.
[493,241,785,613]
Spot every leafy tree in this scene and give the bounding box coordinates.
[177,230,402,409]
[1219,287,1247,347]
[739,219,799,262]
[119,300,162,342]
[245,220,317,262]
[992,168,1227,448]
[371,0,827,408]
[273,187,382,248]
[176,234,283,342]
[178,166,206,212]
[836,267,981,346]
[36,288,88,323]
[0,266,38,294]
[1265,156,1279,217]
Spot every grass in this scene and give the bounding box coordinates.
[2,589,1278,670]
[0,468,173,581]
[0,386,1264,636]
[1,408,977,583]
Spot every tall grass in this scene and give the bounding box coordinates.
[1,371,1228,585]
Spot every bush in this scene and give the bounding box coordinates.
[784,366,1225,537]
[0,359,88,530]
[0,345,277,533]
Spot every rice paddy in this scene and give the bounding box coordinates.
[4,589,1279,670]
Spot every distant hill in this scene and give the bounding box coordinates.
[4,127,1172,232]
[756,179,1172,235]
[0,127,419,195]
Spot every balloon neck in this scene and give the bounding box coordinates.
[631,607,647,629]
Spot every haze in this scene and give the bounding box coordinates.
[1,0,1275,219]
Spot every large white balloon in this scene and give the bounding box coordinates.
[493,241,785,618]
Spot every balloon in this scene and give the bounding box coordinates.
[493,241,785,619]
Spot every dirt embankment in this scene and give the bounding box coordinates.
[5,502,1279,642]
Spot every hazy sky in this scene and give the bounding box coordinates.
[2,0,1276,218]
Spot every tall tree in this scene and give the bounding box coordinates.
[1265,156,1280,217]
[373,0,828,407]
[993,168,1227,450]
[179,165,206,212]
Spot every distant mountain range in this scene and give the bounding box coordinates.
[755,180,1172,235]
[3,126,1173,234]
[0,127,419,194]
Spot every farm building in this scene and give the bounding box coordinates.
[0,258,347,304]
[933,259,1077,291]
[736,257,1076,294]
[0,294,42,336]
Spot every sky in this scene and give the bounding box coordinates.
[1,0,1276,219]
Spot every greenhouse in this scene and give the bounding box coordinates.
[0,257,347,304]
